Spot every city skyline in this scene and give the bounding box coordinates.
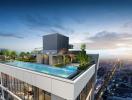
[0,0,132,59]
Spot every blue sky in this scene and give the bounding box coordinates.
[0,0,132,59]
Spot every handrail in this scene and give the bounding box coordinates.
[0,84,22,100]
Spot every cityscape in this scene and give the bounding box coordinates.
[0,0,132,100]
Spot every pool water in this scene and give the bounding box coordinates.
[2,61,78,78]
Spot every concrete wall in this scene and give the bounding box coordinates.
[74,65,96,99]
[36,54,49,64]
[49,55,63,65]
[36,54,44,64]
[51,94,65,100]
[89,54,99,100]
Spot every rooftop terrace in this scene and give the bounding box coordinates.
[0,60,96,99]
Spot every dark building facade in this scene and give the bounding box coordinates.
[43,33,69,54]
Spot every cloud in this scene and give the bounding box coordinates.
[0,32,24,39]
[73,31,132,50]
[121,21,132,33]
[22,14,74,34]
[89,31,132,49]
[122,21,132,28]
[89,31,132,41]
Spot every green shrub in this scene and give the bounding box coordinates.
[78,63,91,70]
[54,63,64,67]
[16,58,36,62]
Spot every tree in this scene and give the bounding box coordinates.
[81,44,86,51]
[10,51,17,59]
[0,50,2,55]
[26,52,31,58]
[0,49,11,57]
[77,44,91,70]
[19,52,26,58]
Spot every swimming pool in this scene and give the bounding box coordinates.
[2,61,78,78]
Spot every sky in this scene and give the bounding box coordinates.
[0,0,132,59]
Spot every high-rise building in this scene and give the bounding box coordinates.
[0,33,99,100]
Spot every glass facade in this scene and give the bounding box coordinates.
[0,73,51,100]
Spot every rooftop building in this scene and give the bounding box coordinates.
[43,33,69,54]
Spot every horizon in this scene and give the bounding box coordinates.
[0,0,132,59]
